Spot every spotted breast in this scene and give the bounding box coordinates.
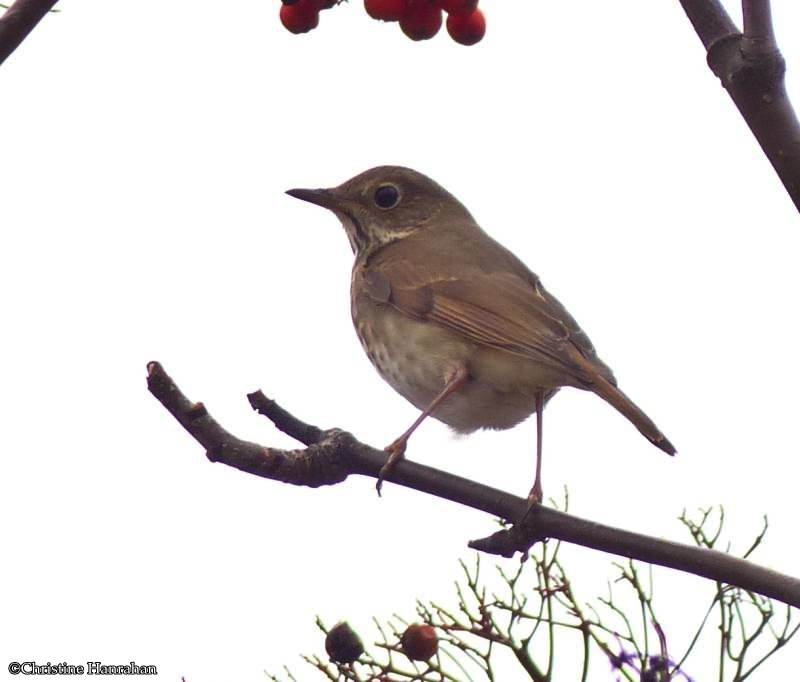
[350,264,555,433]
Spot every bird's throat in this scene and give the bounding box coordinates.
[337,211,367,255]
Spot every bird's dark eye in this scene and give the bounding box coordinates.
[373,184,400,209]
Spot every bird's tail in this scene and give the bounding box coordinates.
[591,375,676,456]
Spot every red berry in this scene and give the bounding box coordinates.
[364,0,409,22]
[446,8,484,45]
[280,0,320,33]
[401,624,438,661]
[441,0,478,16]
[400,1,442,40]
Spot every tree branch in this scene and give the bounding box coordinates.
[677,0,800,211]
[677,0,739,48]
[147,361,800,609]
[0,0,58,66]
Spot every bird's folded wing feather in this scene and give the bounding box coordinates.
[365,261,615,386]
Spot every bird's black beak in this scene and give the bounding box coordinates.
[285,187,338,210]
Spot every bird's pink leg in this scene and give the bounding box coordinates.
[527,391,545,506]
[377,364,469,495]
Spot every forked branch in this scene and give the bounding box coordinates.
[678,0,800,210]
[147,361,800,609]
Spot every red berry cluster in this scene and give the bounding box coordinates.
[368,0,485,44]
[279,0,486,46]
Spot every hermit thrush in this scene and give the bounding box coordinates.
[287,166,675,505]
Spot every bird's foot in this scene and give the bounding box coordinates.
[515,483,544,528]
[376,438,408,497]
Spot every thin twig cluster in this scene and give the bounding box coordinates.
[678,508,800,681]
[270,504,798,681]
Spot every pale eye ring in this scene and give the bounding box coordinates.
[373,184,400,209]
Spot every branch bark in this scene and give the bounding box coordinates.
[678,0,800,211]
[147,361,800,609]
[0,0,57,66]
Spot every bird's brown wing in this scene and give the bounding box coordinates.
[364,259,615,387]
[364,238,675,455]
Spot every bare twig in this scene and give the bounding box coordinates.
[146,361,800,608]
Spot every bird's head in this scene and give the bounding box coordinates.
[287,166,472,258]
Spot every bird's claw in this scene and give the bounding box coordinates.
[375,440,408,497]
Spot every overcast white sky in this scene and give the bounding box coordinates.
[2,1,799,680]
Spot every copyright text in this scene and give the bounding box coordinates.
[8,662,157,676]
